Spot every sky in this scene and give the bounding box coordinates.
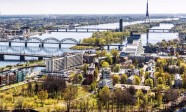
[0,0,186,15]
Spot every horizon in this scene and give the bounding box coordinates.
[1,0,186,15]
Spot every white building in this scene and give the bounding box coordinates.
[120,32,144,57]
[99,79,113,89]
[174,74,182,87]
[46,53,83,73]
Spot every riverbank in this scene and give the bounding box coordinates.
[0,60,45,72]
[170,23,186,33]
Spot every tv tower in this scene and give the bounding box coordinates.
[145,0,150,24]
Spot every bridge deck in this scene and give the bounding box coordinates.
[0,52,52,58]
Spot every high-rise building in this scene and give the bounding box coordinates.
[119,19,123,32]
[120,32,144,56]
[46,53,83,73]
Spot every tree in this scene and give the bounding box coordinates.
[145,78,153,87]
[111,49,119,63]
[34,83,39,94]
[82,64,88,74]
[112,74,120,84]
[102,61,109,68]
[113,64,121,73]
[164,89,179,103]
[94,67,99,81]
[27,82,32,96]
[121,74,128,84]
[0,100,4,110]
[38,90,48,106]
[134,76,141,85]
[157,94,162,106]
[64,86,78,112]
[78,74,84,84]
[183,75,186,89]
[128,86,136,96]
[128,64,135,69]
[14,97,24,110]
[73,74,84,84]
[43,76,66,98]
[106,54,113,65]
[157,77,164,85]
[98,86,111,111]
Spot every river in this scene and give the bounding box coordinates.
[0,18,178,67]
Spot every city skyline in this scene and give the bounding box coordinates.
[0,0,186,15]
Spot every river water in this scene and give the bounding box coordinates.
[0,18,178,67]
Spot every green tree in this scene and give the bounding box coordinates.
[102,61,109,68]
[183,75,186,89]
[14,97,24,109]
[112,74,120,84]
[121,74,128,84]
[64,86,78,112]
[113,64,121,73]
[38,90,48,106]
[98,86,111,111]
[82,64,88,74]
[157,94,162,106]
[134,76,141,85]
[106,54,113,65]
[145,78,153,87]
[111,49,119,63]
[157,77,164,85]
[94,67,99,81]
[78,74,84,84]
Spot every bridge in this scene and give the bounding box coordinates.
[0,52,53,61]
[146,28,172,45]
[77,43,127,50]
[49,28,118,33]
[0,36,127,50]
[0,37,80,48]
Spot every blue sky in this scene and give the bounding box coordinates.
[0,0,185,15]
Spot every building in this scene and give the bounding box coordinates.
[174,74,182,87]
[16,70,27,83]
[101,68,112,79]
[83,52,97,64]
[83,63,95,85]
[119,69,140,76]
[0,73,6,86]
[114,84,150,92]
[0,72,17,86]
[179,32,186,43]
[126,75,135,84]
[120,32,144,57]
[99,79,113,89]
[46,53,83,73]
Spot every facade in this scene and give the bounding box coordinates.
[120,32,144,57]
[0,70,28,86]
[174,74,182,87]
[16,70,27,83]
[84,63,95,85]
[0,72,17,86]
[101,68,112,79]
[179,32,186,43]
[99,79,113,89]
[127,75,135,84]
[119,69,140,76]
[46,53,83,73]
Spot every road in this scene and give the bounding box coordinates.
[140,65,147,86]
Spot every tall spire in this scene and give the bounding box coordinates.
[145,0,150,23]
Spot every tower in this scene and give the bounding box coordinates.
[119,19,123,32]
[145,0,150,24]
